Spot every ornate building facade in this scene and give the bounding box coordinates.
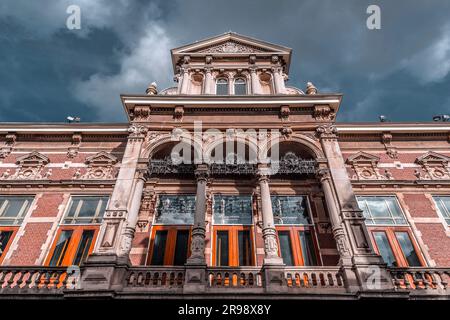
[0,33,449,299]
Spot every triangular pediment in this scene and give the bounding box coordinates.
[85,151,117,166]
[416,151,450,165]
[171,32,292,72]
[16,151,49,166]
[346,152,380,164]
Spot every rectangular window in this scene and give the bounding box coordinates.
[373,231,397,267]
[395,232,421,267]
[48,230,74,266]
[0,196,33,226]
[151,230,168,265]
[278,231,294,266]
[433,196,450,226]
[0,229,14,263]
[173,230,190,266]
[299,230,318,266]
[357,196,406,225]
[238,230,252,266]
[72,229,95,266]
[63,196,109,224]
[216,231,229,266]
[155,195,195,225]
[213,195,252,225]
[271,195,311,225]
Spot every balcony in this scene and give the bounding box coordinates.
[0,265,449,299]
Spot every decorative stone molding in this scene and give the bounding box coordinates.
[316,124,337,140]
[80,151,118,180]
[145,82,158,95]
[132,106,151,121]
[128,124,148,140]
[305,82,318,95]
[346,152,387,180]
[4,151,51,180]
[279,105,290,120]
[174,105,184,121]
[313,105,335,121]
[415,151,450,180]
[67,133,82,158]
[280,126,293,139]
[0,132,17,159]
[198,40,264,54]
[381,132,398,159]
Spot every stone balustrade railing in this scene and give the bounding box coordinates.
[207,266,263,288]
[0,266,79,295]
[388,267,450,293]
[284,267,345,289]
[124,266,185,293]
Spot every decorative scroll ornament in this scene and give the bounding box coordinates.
[79,151,117,180]
[128,124,148,138]
[4,151,51,180]
[313,105,335,121]
[415,151,450,180]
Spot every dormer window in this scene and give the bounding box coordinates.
[234,78,247,95]
[216,78,229,95]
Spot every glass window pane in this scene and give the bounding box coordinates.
[357,196,406,225]
[49,230,73,266]
[373,232,397,267]
[234,79,246,95]
[0,231,13,258]
[434,196,450,226]
[216,231,229,266]
[0,196,33,225]
[299,231,318,266]
[395,232,421,267]
[238,230,252,266]
[151,230,168,265]
[272,196,311,225]
[213,195,252,225]
[64,196,109,224]
[173,230,190,266]
[216,79,229,95]
[72,230,95,266]
[278,231,294,266]
[155,195,195,225]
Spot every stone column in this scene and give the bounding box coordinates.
[257,168,283,265]
[117,169,146,257]
[316,124,394,292]
[250,67,262,94]
[180,67,190,94]
[204,68,213,94]
[80,124,147,292]
[186,164,209,265]
[184,164,209,293]
[272,67,286,94]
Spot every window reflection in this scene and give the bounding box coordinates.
[271,196,311,225]
[155,195,195,225]
[213,195,252,225]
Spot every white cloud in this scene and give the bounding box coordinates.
[73,24,174,120]
[401,24,450,84]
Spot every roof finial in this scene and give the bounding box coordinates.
[306,82,318,95]
[146,82,158,95]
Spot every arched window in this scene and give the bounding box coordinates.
[234,78,247,95]
[216,78,229,95]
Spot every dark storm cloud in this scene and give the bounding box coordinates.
[0,0,449,122]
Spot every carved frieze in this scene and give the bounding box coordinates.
[346,152,391,180]
[197,40,265,54]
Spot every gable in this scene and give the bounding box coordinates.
[346,152,380,165]
[416,151,450,165]
[85,151,118,166]
[16,151,49,166]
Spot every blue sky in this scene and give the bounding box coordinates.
[1,0,450,123]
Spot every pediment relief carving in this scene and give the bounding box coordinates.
[85,151,117,166]
[346,152,390,180]
[1,151,51,180]
[415,151,450,180]
[77,151,118,180]
[16,151,49,167]
[196,40,267,54]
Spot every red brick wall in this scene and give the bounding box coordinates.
[415,223,450,266]
[9,222,52,265]
[403,194,437,218]
[31,193,64,217]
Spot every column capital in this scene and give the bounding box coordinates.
[315,167,331,182]
[195,164,210,181]
[256,165,271,182]
[127,124,148,140]
[316,124,338,140]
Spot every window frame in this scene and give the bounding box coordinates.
[272,194,314,226]
[357,195,408,226]
[276,225,321,266]
[45,225,99,266]
[0,195,34,226]
[233,77,247,95]
[61,195,110,226]
[0,226,18,264]
[212,194,254,226]
[211,225,255,267]
[432,195,450,229]
[215,77,229,95]
[369,226,425,267]
[146,225,192,266]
